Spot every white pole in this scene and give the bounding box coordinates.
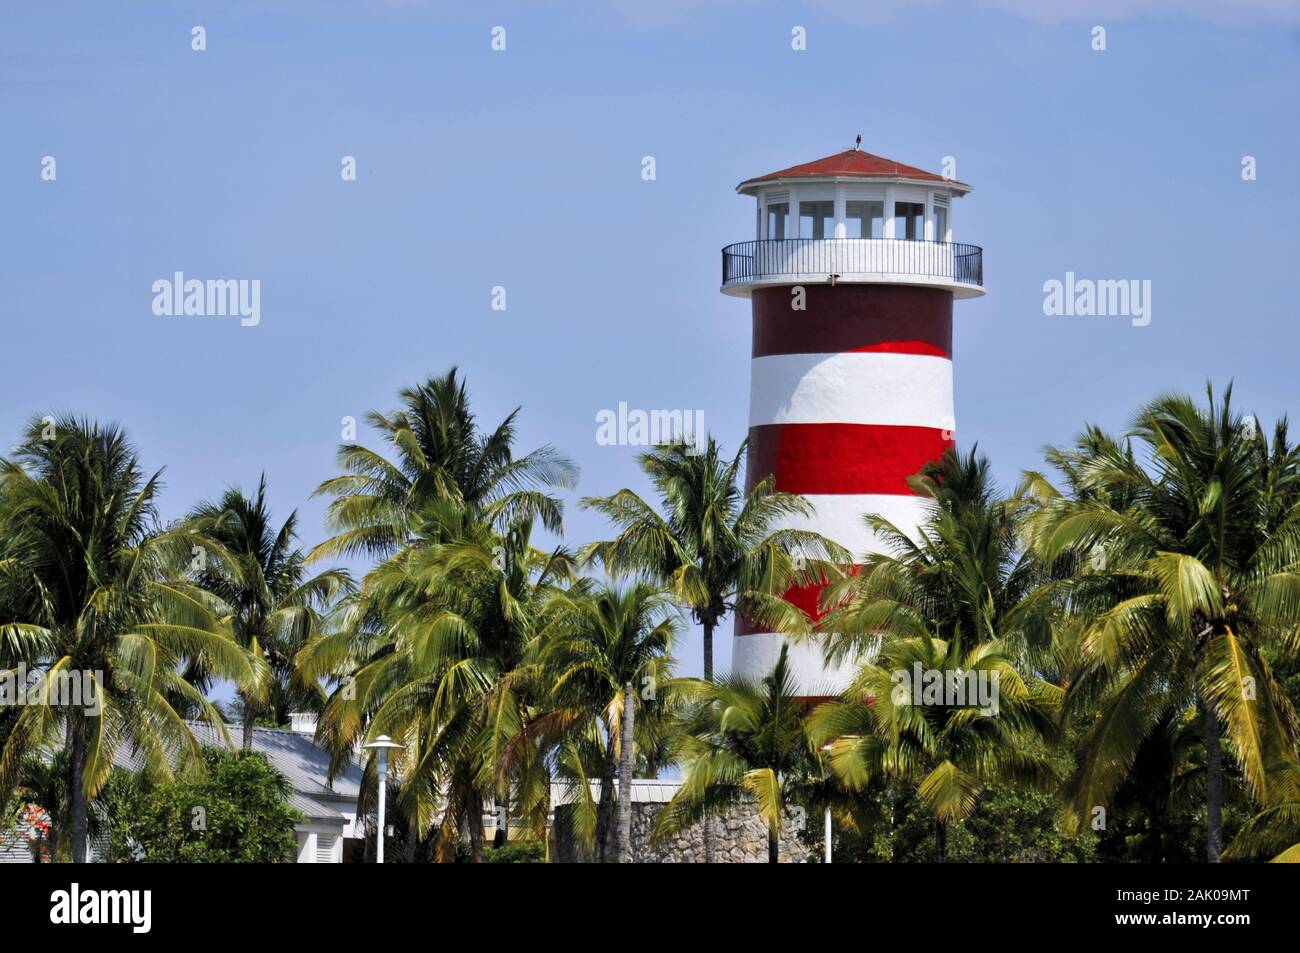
[376,748,388,864]
[824,806,832,864]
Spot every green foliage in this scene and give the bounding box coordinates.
[818,780,1095,863]
[103,747,302,863]
[536,580,680,861]
[809,635,1060,861]
[5,379,1300,864]
[183,476,351,743]
[300,369,581,861]
[484,840,546,863]
[1022,385,1300,860]
[0,416,256,862]
[308,367,578,564]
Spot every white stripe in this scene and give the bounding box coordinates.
[748,352,954,430]
[731,633,854,696]
[776,493,935,559]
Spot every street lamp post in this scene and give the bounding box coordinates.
[820,743,833,864]
[824,806,832,864]
[362,735,405,863]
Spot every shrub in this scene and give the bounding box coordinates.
[103,747,303,863]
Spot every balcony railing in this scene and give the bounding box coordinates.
[721,238,984,294]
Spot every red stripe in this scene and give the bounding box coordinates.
[734,567,861,636]
[747,423,953,495]
[752,284,952,359]
[849,339,949,357]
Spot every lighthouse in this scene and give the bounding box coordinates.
[721,145,984,695]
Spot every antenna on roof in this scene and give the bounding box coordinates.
[854,133,862,151]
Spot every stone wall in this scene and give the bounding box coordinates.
[552,801,812,863]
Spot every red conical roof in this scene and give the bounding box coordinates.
[738,148,970,192]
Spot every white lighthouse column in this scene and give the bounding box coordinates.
[734,286,954,695]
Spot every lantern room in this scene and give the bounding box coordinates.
[721,146,984,299]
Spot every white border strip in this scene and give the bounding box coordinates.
[776,492,935,559]
[749,351,954,429]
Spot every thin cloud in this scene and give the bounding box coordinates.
[588,0,1300,29]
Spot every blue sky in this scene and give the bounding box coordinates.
[2,1,1298,679]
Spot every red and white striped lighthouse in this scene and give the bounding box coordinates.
[721,145,984,695]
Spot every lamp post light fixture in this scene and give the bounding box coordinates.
[362,735,405,863]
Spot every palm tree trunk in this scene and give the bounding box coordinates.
[703,620,714,682]
[468,795,485,863]
[595,728,618,863]
[241,697,256,752]
[768,826,779,864]
[934,818,947,863]
[702,619,715,864]
[67,717,88,864]
[616,682,637,863]
[1203,698,1223,863]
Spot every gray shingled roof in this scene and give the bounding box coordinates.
[188,722,360,801]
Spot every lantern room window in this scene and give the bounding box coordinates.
[755,184,956,244]
[845,200,884,239]
[766,202,789,240]
[893,201,925,241]
[799,201,835,239]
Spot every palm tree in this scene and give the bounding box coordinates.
[1020,385,1300,862]
[0,416,255,862]
[301,370,579,860]
[301,504,576,861]
[310,367,577,562]
[582,437,848,681]
[184,476,351,749]
[1,749,121,863]
[653,645,826,863]
[809,634,1059,862]
[6,751,71,862]
[537,580,678,862]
